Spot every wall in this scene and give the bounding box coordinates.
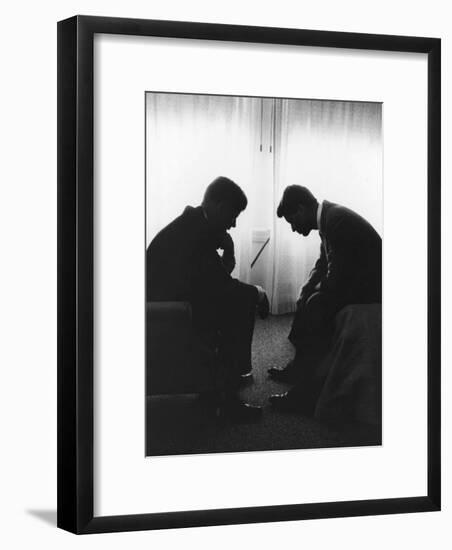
[0,0,449,548]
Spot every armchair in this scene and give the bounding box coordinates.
[146,301,219,396]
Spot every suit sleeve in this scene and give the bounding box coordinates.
[220,245,236,275]
[304,242,327,290]
[320,218,354,295]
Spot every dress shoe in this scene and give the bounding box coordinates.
[268,360,296,382]
[220,399,263,423]
[257,293,270,319]
[269,391,313,415]
[239,372,253,387]
[239,364,253,385]
[239,363,253,377]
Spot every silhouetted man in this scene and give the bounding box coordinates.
[147,176,269,422]
[269,185,382,413]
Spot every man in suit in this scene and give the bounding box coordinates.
[147,176,269,422]
[269,185,382,413]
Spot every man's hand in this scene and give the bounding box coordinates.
[296,285,312,309]
[217,232,234,254]
[218,232,235,274]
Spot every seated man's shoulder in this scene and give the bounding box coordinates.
[325,203,379,243]
[327,202,357,221]
[324,203,355,233]
[150,206,204,248]
[325,204,381,251]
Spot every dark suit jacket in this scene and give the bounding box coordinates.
[146,206,258,326]
[305,200,382,306]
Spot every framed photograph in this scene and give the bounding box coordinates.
[58,15,441,533]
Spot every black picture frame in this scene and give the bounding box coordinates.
[57,15,441,534]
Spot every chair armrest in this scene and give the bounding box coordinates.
[146,301,192,395]
[146,301,219,396]
[147,301,192,322]
[147,301,192,348]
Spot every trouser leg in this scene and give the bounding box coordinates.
[193,284,258,395]
[289,292,339,407]
[218,285,257,390]
[227,298,256,375]
[292,292,337,356]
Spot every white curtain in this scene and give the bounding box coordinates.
[146,94,382,314]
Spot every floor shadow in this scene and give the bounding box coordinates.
[27,509,57,526]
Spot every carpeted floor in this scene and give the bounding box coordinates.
[146,314,381,456]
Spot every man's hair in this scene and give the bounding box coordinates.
[202,176,248,211]
[277,185,318,218]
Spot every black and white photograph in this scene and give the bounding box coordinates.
[145,91,383,456]
[53,11,441,538]
[1,0,446,541]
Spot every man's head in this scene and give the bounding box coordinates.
[277,185,319,236]
[201,176,248,232]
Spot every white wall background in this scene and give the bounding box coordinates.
[0,0,449,548]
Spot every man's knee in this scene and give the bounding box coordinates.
[225,284,257,316]
[304,292,334,327]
